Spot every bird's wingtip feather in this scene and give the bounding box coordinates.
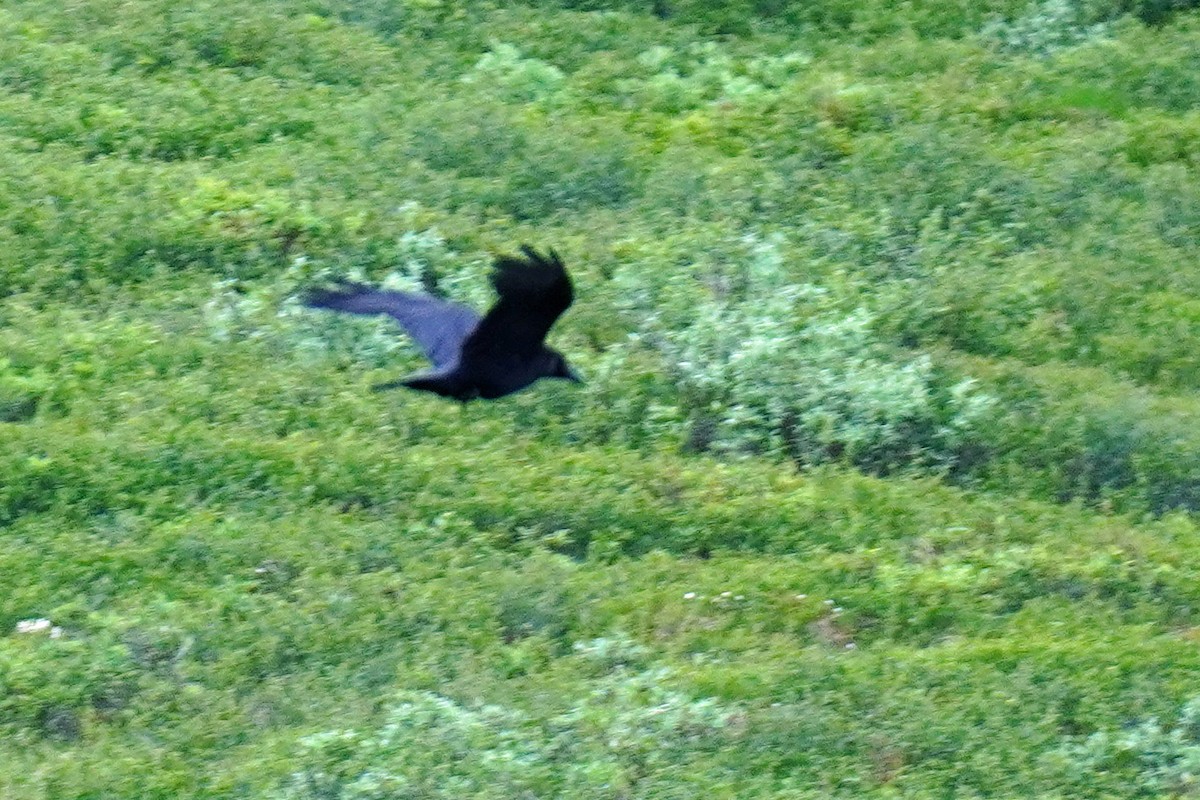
[503,244,566,273]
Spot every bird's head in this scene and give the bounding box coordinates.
[547,351,583,384]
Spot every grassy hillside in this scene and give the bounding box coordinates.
[3,0,1200,796]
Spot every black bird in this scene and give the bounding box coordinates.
[305,245,581,402]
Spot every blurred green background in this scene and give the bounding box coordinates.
[3,1,1200,796]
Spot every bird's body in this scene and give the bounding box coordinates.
[305,246,580,402]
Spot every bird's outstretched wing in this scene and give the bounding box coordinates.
[304,283,480,369]
[464,246,574,358]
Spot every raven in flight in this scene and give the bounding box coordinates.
[305,245,581,402]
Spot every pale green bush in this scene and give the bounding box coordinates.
[463,42,567,104]
[1051,695,1200,797]
[610,234,994,473]
[281,660,741,799]
[982,0,1112,53]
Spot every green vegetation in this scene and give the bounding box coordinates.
[3,0,1200,796]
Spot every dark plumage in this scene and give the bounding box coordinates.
[305,245,581,402]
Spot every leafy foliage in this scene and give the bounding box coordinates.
[3,0,1200,797]
[283,658,741,799]
[611,234,994,471]
[1051,695,1200,797]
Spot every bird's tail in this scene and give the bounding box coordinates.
[373,372,478,402]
